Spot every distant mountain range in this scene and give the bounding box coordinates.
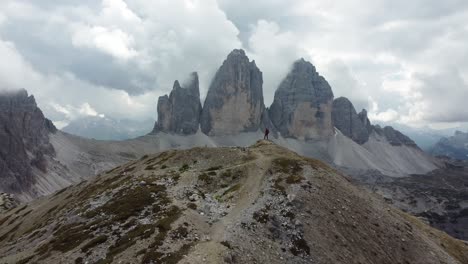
[62,116,154,141]
[430,130,468,160]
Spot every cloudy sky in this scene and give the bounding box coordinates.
[0,0,467,130]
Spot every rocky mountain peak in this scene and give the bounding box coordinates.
[200,49,265,135]
[332,97,370,144]
[227,48,247,59]
[173,80,182,90]
[269,58,334,140]
[0,89,56,195]
[153,72,202,135]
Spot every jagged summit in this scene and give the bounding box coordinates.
[331,96,419,148]
[269,58,334,140]
[200,49,265,135]
[0,141,466,264]
[332,97,370,144]
[0,89,56,195]
[153,72,202,135]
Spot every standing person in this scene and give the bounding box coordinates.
[264,128,270,140]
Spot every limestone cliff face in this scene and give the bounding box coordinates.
[358,109,373,135]
[0,89,56,194]
[373,125,418,148]
[154,72,202,135]
[332,97,370,144]
[269,59,334,140]
[200,49,265,136]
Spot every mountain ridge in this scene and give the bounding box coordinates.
[0,141,466,264]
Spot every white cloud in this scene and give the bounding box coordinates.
[0,12,6,26]
[0,40,43,91]
[370,109,399,123]
[72,25,138,60]
[0,37,159,126]
[101,0,141,23]
[247,20,304,104]
[367,96,399,123]
[78,102,100,116]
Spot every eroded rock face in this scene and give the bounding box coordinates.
[269,59,334,140]
[373,125,418,148]
[154,72,202,135]
[332,97,370,144]
[200,49,265,136]
[0,89,56,194]
[358,109,373,134]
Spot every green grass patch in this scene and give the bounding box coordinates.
[220,241,233,249]
[0,214,12,226]
[273,158,303,174]
[198,173,213,184]
[106,224,156,260]
[222,183,241,196]
[0,222,21,242]
[286,175,305,184]
[16,255,35,264]
[81,235,108,252]
[48,223,92,253]
[141,206,184,264]
[273,178,286,196]
[145,165,155,170]
[179,164,190,173]
[187,203,197,210]
[86,184,166,222]
[156,206,181,232]
[206,166,222,171]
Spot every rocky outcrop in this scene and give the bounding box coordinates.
[373,125,418,148]
[332,97,370,144]
[200,49,265,136]
[0,193,18,213]
[0,89,56,195]
[153,72,202,135]
[269,59,334,140]
[358,109,373,134]
[331,97,419,147]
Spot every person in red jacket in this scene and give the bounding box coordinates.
[264,128,270,140]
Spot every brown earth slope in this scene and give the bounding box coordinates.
[0,141,467,264]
